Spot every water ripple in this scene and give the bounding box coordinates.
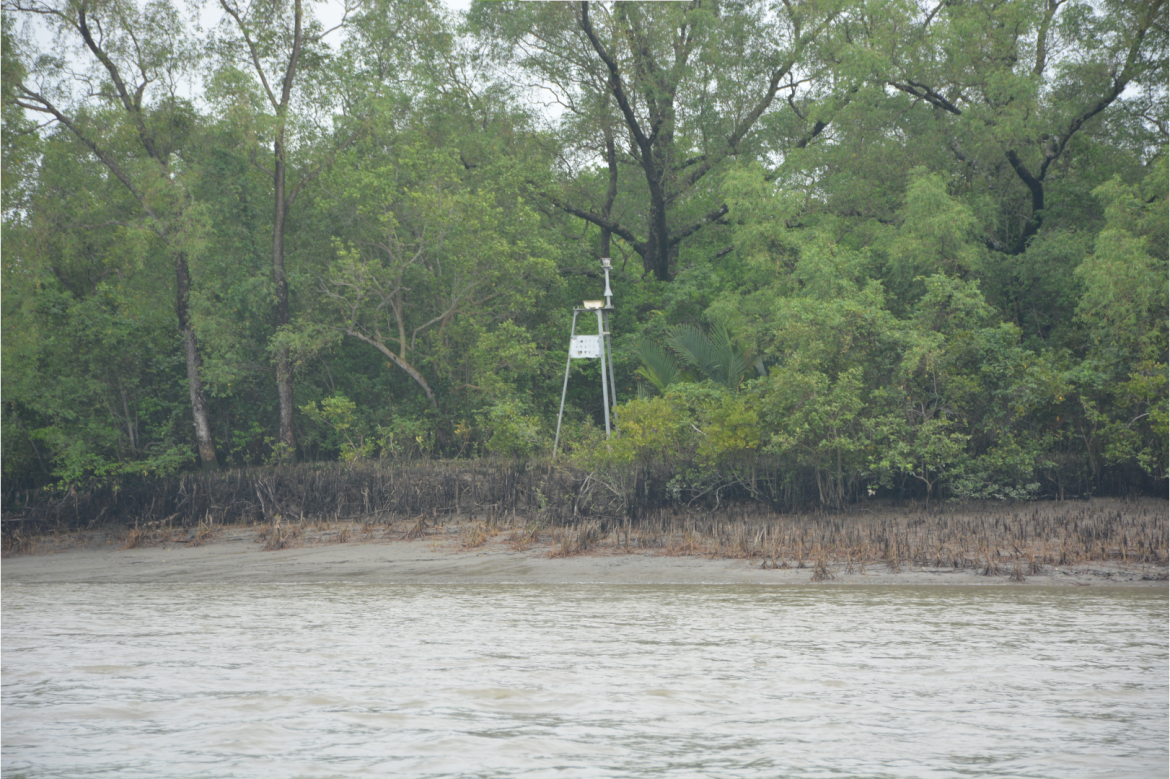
[3,585,1166,779]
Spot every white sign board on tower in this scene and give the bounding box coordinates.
[570,335,601,359]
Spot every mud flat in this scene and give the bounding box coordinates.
[2,517,1165,586]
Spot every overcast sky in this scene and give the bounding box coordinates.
[197,0,473,41]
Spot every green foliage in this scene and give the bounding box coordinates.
[375,414,438,461]
[1063,158,1170,484]
[1,264,196,487]
[1075,162,1168,357]
[632,340,687,396]
[759,365,868,507]
[665,323,755,394]
[2,0,1165,506]
[598,393,697,469]
[300,395,374,463]
[468,322,543,402]
[318,137,561,411]
[479,399,545,461]
[886,168,983,300]
[633,321,759,397]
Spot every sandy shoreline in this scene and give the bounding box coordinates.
[3,522,1165,587]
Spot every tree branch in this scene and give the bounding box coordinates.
[682,9,840,188]
[887,80,963,115]
[345,329,438,409]
[15,88,168,237]
[76,2,159,161]
[578,2,652,156]
[548,194,645,252]
[668,203,728,247]
[218,0,280,111]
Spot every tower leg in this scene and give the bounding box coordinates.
[553,311,579,459]
[597,310,611,439]
[604,310,618,433]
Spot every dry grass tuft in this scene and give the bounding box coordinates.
[186,520,218,547]
[811,555,834,582]
[1,470,1165,579]
[259,518,301,551]
[2,531,37,557]
[403,515,430,540]
[550,522,602,558]
[507,522,543,551]
[548,498,1169,579]
[122,526,160,549]
[463,522,489,549]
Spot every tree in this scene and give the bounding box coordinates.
[317,140,558,413]
[2,129,195,486]
[6,0,221,467]
[855,0,1166,255]
[209,0,353,457]
[470,0,844,281]
[1068,158,1168,485]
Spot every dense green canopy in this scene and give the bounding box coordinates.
[2,0,1166,505]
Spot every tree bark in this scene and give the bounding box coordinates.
[273,136,295,454]
[1005,150,1045,254]
[599,124,618,259]
[219,0,306,457]
[175,252,218,468]
[270,0,304,457]
[645,170,672,281]
[346,330,439,411]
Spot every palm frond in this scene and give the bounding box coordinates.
[710,323,747,390]
[633,340,684,394]
[666,324,726,386]
[667,322,754,392]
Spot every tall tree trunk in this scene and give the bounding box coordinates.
[599,126,618,259]
[175,251,218,468]
[272,135,295,455]
[644,158,672,282]
[645,196,670,281]
[218,0,311,458]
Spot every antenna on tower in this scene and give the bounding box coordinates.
[554,257,619,458]
[602,255,614,309]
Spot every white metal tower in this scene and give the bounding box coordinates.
[553,256,618,457]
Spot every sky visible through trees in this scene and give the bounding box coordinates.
[2,0,1165,507]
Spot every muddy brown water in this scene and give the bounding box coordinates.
[3,584,1166,778]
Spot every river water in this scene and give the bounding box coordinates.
[3,584,1166,778]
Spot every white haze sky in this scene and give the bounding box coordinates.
[197,0,473,49]
[20,0,477,119]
